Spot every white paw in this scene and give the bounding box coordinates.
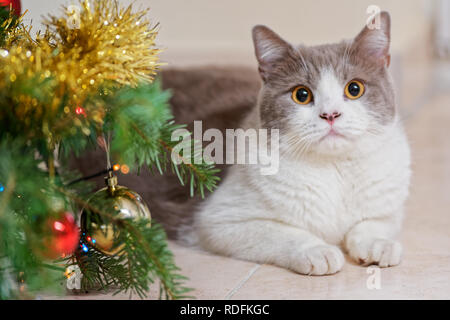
[293,245,345,275]
[347,238,402,267]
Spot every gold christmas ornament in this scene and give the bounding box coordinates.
[80,172,151,255]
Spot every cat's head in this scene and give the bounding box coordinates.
[252,11,396,158]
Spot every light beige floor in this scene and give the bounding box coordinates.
[42,60,450,300]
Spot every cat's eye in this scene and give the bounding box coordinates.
[292,86,313,105]
[344,80,365,99]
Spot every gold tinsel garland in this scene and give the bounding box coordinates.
[0,0,162,140]
[0,8,33,48]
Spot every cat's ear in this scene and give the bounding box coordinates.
[252,25,293,81]
[353,11,391,67]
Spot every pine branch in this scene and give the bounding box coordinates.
[0,0,220,300]
[58,186,192,299]
[0,139,68,299]
[104,81,220,197]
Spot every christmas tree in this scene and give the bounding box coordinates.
[0,0,219,299]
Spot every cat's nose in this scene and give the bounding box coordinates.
[319,111,341,125]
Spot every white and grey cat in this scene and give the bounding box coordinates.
[76,11,411,275]
[185,11,410,275]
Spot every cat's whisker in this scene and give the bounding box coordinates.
[281,132,316,159]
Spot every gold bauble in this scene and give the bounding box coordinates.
[80,175,151,255]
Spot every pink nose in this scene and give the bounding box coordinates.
[319,111,341,125]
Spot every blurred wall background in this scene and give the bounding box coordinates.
[21,0,447,113]
[22,0,433,66]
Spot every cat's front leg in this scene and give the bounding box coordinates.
[344,216,403,267]
[196,219,345,275]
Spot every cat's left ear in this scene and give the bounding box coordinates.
[353,11,391,67]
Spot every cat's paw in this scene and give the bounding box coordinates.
[347,238,402,267]
[293,245,345,275]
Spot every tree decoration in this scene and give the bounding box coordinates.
[0,0,163,150]
[80,172,151,256]
[0,0,21,16]
[0,0,217,300]
[0,3,29,48]
[38,212,80,260]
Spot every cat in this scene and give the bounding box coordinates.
[74,11,411,275]
[180,11,410,275]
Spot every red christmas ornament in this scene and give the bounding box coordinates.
[0,0,21,16]
[41,212,80,259]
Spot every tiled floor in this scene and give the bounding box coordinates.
[42,60,450,300]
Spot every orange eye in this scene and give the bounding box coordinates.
[292,86,313,105]
[344,80,365,99]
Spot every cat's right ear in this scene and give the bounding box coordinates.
[252,25,292,82]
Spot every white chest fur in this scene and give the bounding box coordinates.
[200,124,411,247]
